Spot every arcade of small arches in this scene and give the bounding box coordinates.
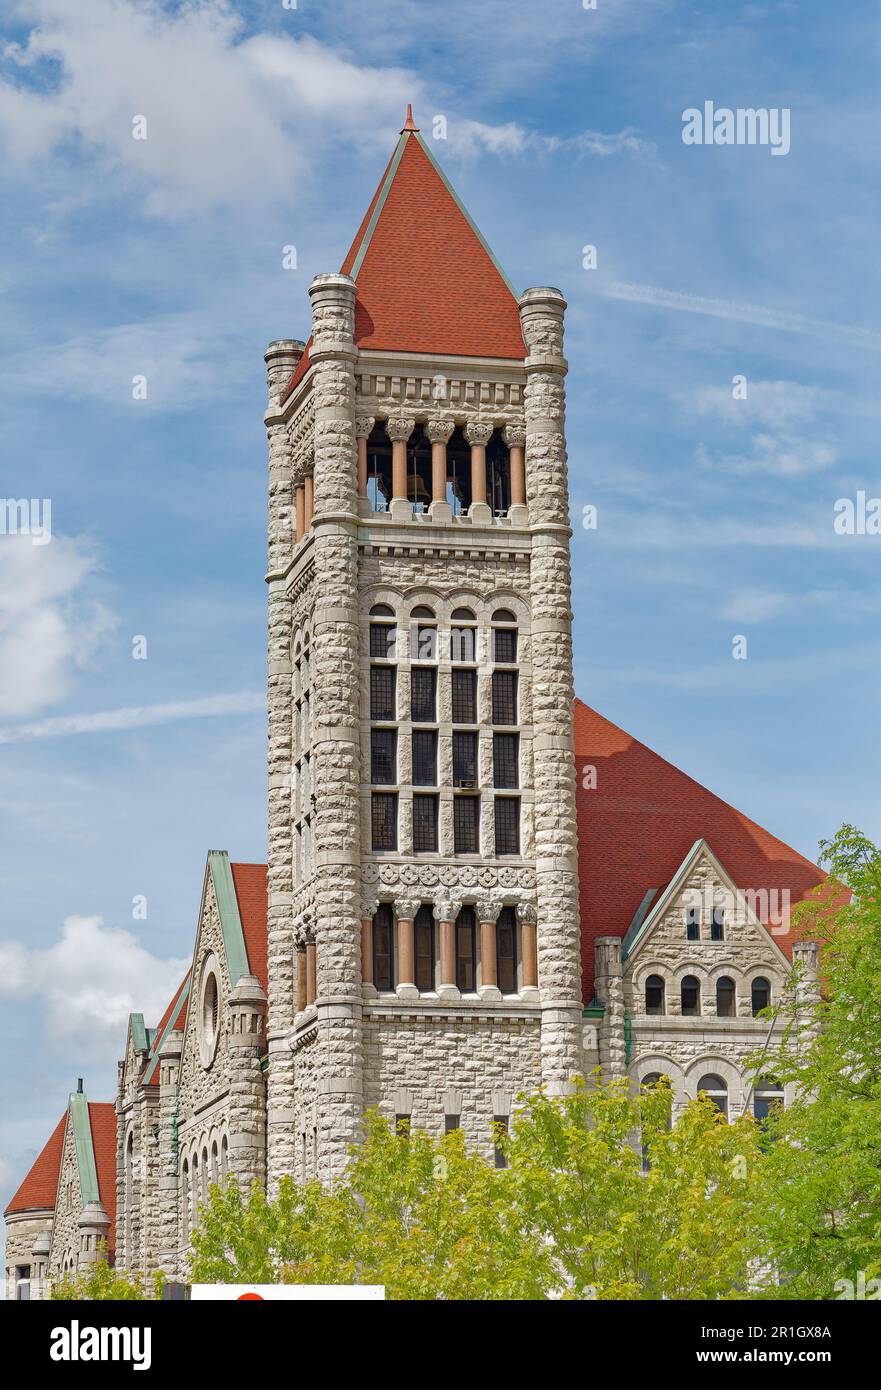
[634,965,777,1019]
[179,1131,230,1235]
[635,1056,785,1125]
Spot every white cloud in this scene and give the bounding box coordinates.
[0,535,115,718]
[602,282,881,349]
[718,587,837,624]
[688,380,825,430]
[0,915,189,1045]
[696,434,836,478]
[0,690,265,744]
[685,380,836,478]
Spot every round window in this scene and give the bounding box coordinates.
[198,957,221,1069]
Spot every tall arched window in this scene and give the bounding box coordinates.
[211,1140,219,1186]
[697,1073,728,1119]
[455,905,477,992]
[372,903,395,992]
[189,1155,198,1229]
[496,906,518,994]
[751,976,771,1016]
[716,976,736,1018]
[414,904,435,993]
[681,975,701,1017]
[220,1135,229,1182]
[645,974,665,1015]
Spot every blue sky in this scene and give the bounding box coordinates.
[1,0,879,1246]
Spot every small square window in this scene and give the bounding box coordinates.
[493,628,518,663]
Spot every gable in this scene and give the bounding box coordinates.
[3,1112,66,1216]
[574,699,825,999]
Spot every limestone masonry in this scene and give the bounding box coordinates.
[5,109,825,1298]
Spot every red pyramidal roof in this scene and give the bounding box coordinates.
[285,108,525,399]
[573,699,826,998]
[4,1112,66,1216]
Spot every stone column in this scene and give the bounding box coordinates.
[478,899,501,1001]
[517,902,539,999]
[157,1029,183,1279]
[395,898,420,1001]
[435,899,457,1001]
[503,422,527,522]
[304,473,314,530]
[427,416,455,522]
[264,344,303,1199]
[307,271,365,1182]
[295,481,306,541]
[595,937,627,1082]
[305,938,317,1006]
[465,418,493,524]
[387,416,413,520]
[355,415,375,499]
[361,918,373,985]
[30,1231,51,1301]
[791,941,822,1047]
[295,941,307,1014]
[227,975,268,1193]
[519,287,583,1094]
[78,1201,111,1273]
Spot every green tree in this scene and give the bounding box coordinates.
[750,825,881,1299]
[50,1246,149,1300]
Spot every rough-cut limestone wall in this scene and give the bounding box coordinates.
[308,274,364,1181]
[518,288,583,1092]
[157,1032,182,1281]
[227,978,268,1192]
[177,875,232,1122]
[622,851,791,1019]
[48,1119,82,1276]
[264,344,302,1195]
[4,1211,53,1300]
[292,1032,319,1179]
[363,1015,541,1158]
[595,938,628,1082]
[138,1092,162,1283]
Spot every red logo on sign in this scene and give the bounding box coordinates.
[237,1292,264,1300]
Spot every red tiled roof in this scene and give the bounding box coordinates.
[574,699,825,999]
[231,862,268,995]
[140,972,190,1088]
[88,1102,117,1253]
[283,119,524,401]
[3,1112,66,1216]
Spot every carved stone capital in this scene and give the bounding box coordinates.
[395,898,422,922]
[360,893,380,921]
[432,899,456,923]
[476,899,502,923]
[464,418,494,447]
[355,414,375,440]
[385,416,414,443]
[503,422,526,448]
[426,416,455,445]
[516,901,538,925]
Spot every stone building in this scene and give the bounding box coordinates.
[4,109,826,1295]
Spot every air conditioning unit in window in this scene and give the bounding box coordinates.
[456,778,475,789]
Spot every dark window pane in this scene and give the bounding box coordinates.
[371,793,397,852]
[493,627,518,663]
[494,797,520,855]
[410,667,436,723]
[451,669,477,724]
[752,977,771,1016]
[492,670,518,725]
[493,733,519,789]
[369,623,396,659]
[456,906,476,991]
[681,975,701,1016]
[373,904,394,991]
[645,974,665,1015]
[413,795,439,853]
[686,907,700,941]
[452,731,478,787]
[450,627,475,663]
[493,1116,509,1170]
[371,728,396,785]
[370,665,396,721]
[716,977,736,1018]
[453,796,479,854]
[412,731,437,786]
[413,625,437,662]
[414,905,434,992]
[496,906,517,993]
[711,908,725,941]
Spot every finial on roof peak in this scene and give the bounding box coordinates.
[401,103,419,133]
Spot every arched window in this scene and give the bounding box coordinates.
[753,1076,784,1124]
[414,904,435,993]
[711,906,725,941]
[716,976,736,1018]
[450,613,476,663]
[697,1073,728,1119]
[189,1155,198,1228]
[220,1135,229,1182]
[201,1148,209,1202]
[455,905,477,993]
[640,1071,673,1169]
[491,611,518,665]
[366,420,392,512]
[451,606,475,620]
[369,606,396,661]
[681,975,701,1017]
[211,1140,219,1186]
[752,976,771,1016]
[372,904,395,992]
[645,974,665,1015]
[686,905,700,940]
[496,906,518,994]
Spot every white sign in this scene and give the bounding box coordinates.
[190,1284,385,1301]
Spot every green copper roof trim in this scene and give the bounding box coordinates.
[622,889,660,961]
[141,976,190,1087]
[129,1013,147,1054]
[583,1005,605,1018]
[414,131,518,298]
[349,132,409,281]
[624,1009,633,1067]
[208,850,249,987]
[69,1091,100,1206]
